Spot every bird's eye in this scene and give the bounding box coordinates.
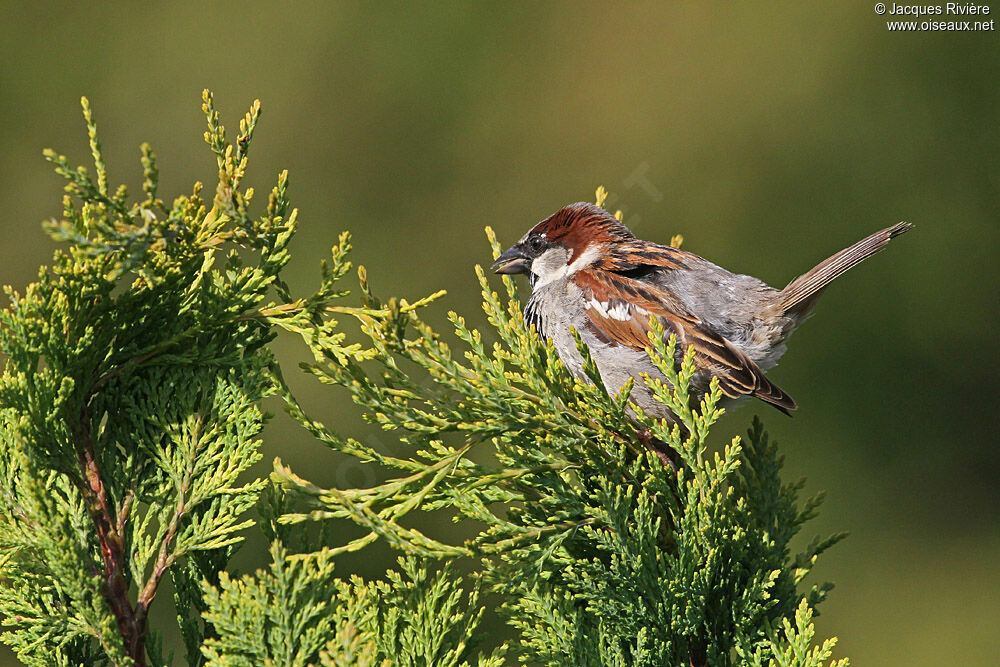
[528,236,545,253]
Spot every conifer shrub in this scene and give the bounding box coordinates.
[0,94,847,666]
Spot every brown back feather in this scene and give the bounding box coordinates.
[574,269,797,413]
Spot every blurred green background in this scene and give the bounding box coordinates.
[1,2,997,664]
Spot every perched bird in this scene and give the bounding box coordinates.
[492,202,911,434]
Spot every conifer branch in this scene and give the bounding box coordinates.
[72,405,145,664]
[0,92,314,665]
[266,220,850,664]
[135,412,200,628]
[0,97,849,666]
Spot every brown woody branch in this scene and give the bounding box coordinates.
[72,408,147,666]
[77,344,206,663]
[135,413,200,629]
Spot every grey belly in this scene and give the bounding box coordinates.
[551,324,685,423]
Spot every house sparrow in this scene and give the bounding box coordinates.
[492,203,911,432]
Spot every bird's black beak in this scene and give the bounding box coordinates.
[492,246,530,275]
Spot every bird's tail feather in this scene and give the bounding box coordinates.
[777,221,912,316]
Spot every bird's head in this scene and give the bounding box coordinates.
[491,203,634,287]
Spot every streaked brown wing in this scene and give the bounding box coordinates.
[600,239,690,273]
[573,269,796,412]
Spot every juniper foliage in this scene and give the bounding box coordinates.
[0,94,846,666]
[270,220,848,665]
[0,92,290,665]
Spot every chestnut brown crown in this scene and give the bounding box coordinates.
[491,203,640,275]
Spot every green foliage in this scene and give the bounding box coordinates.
[0,91,301,665]
[0,94,848,666]
[200,515,503,666]
[0,425,127,666]
[201,541,348,666]
[745,599,848,667]
[272,225,849,664]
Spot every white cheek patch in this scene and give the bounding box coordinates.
[530,248,570,287]
[532,244,604,289]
